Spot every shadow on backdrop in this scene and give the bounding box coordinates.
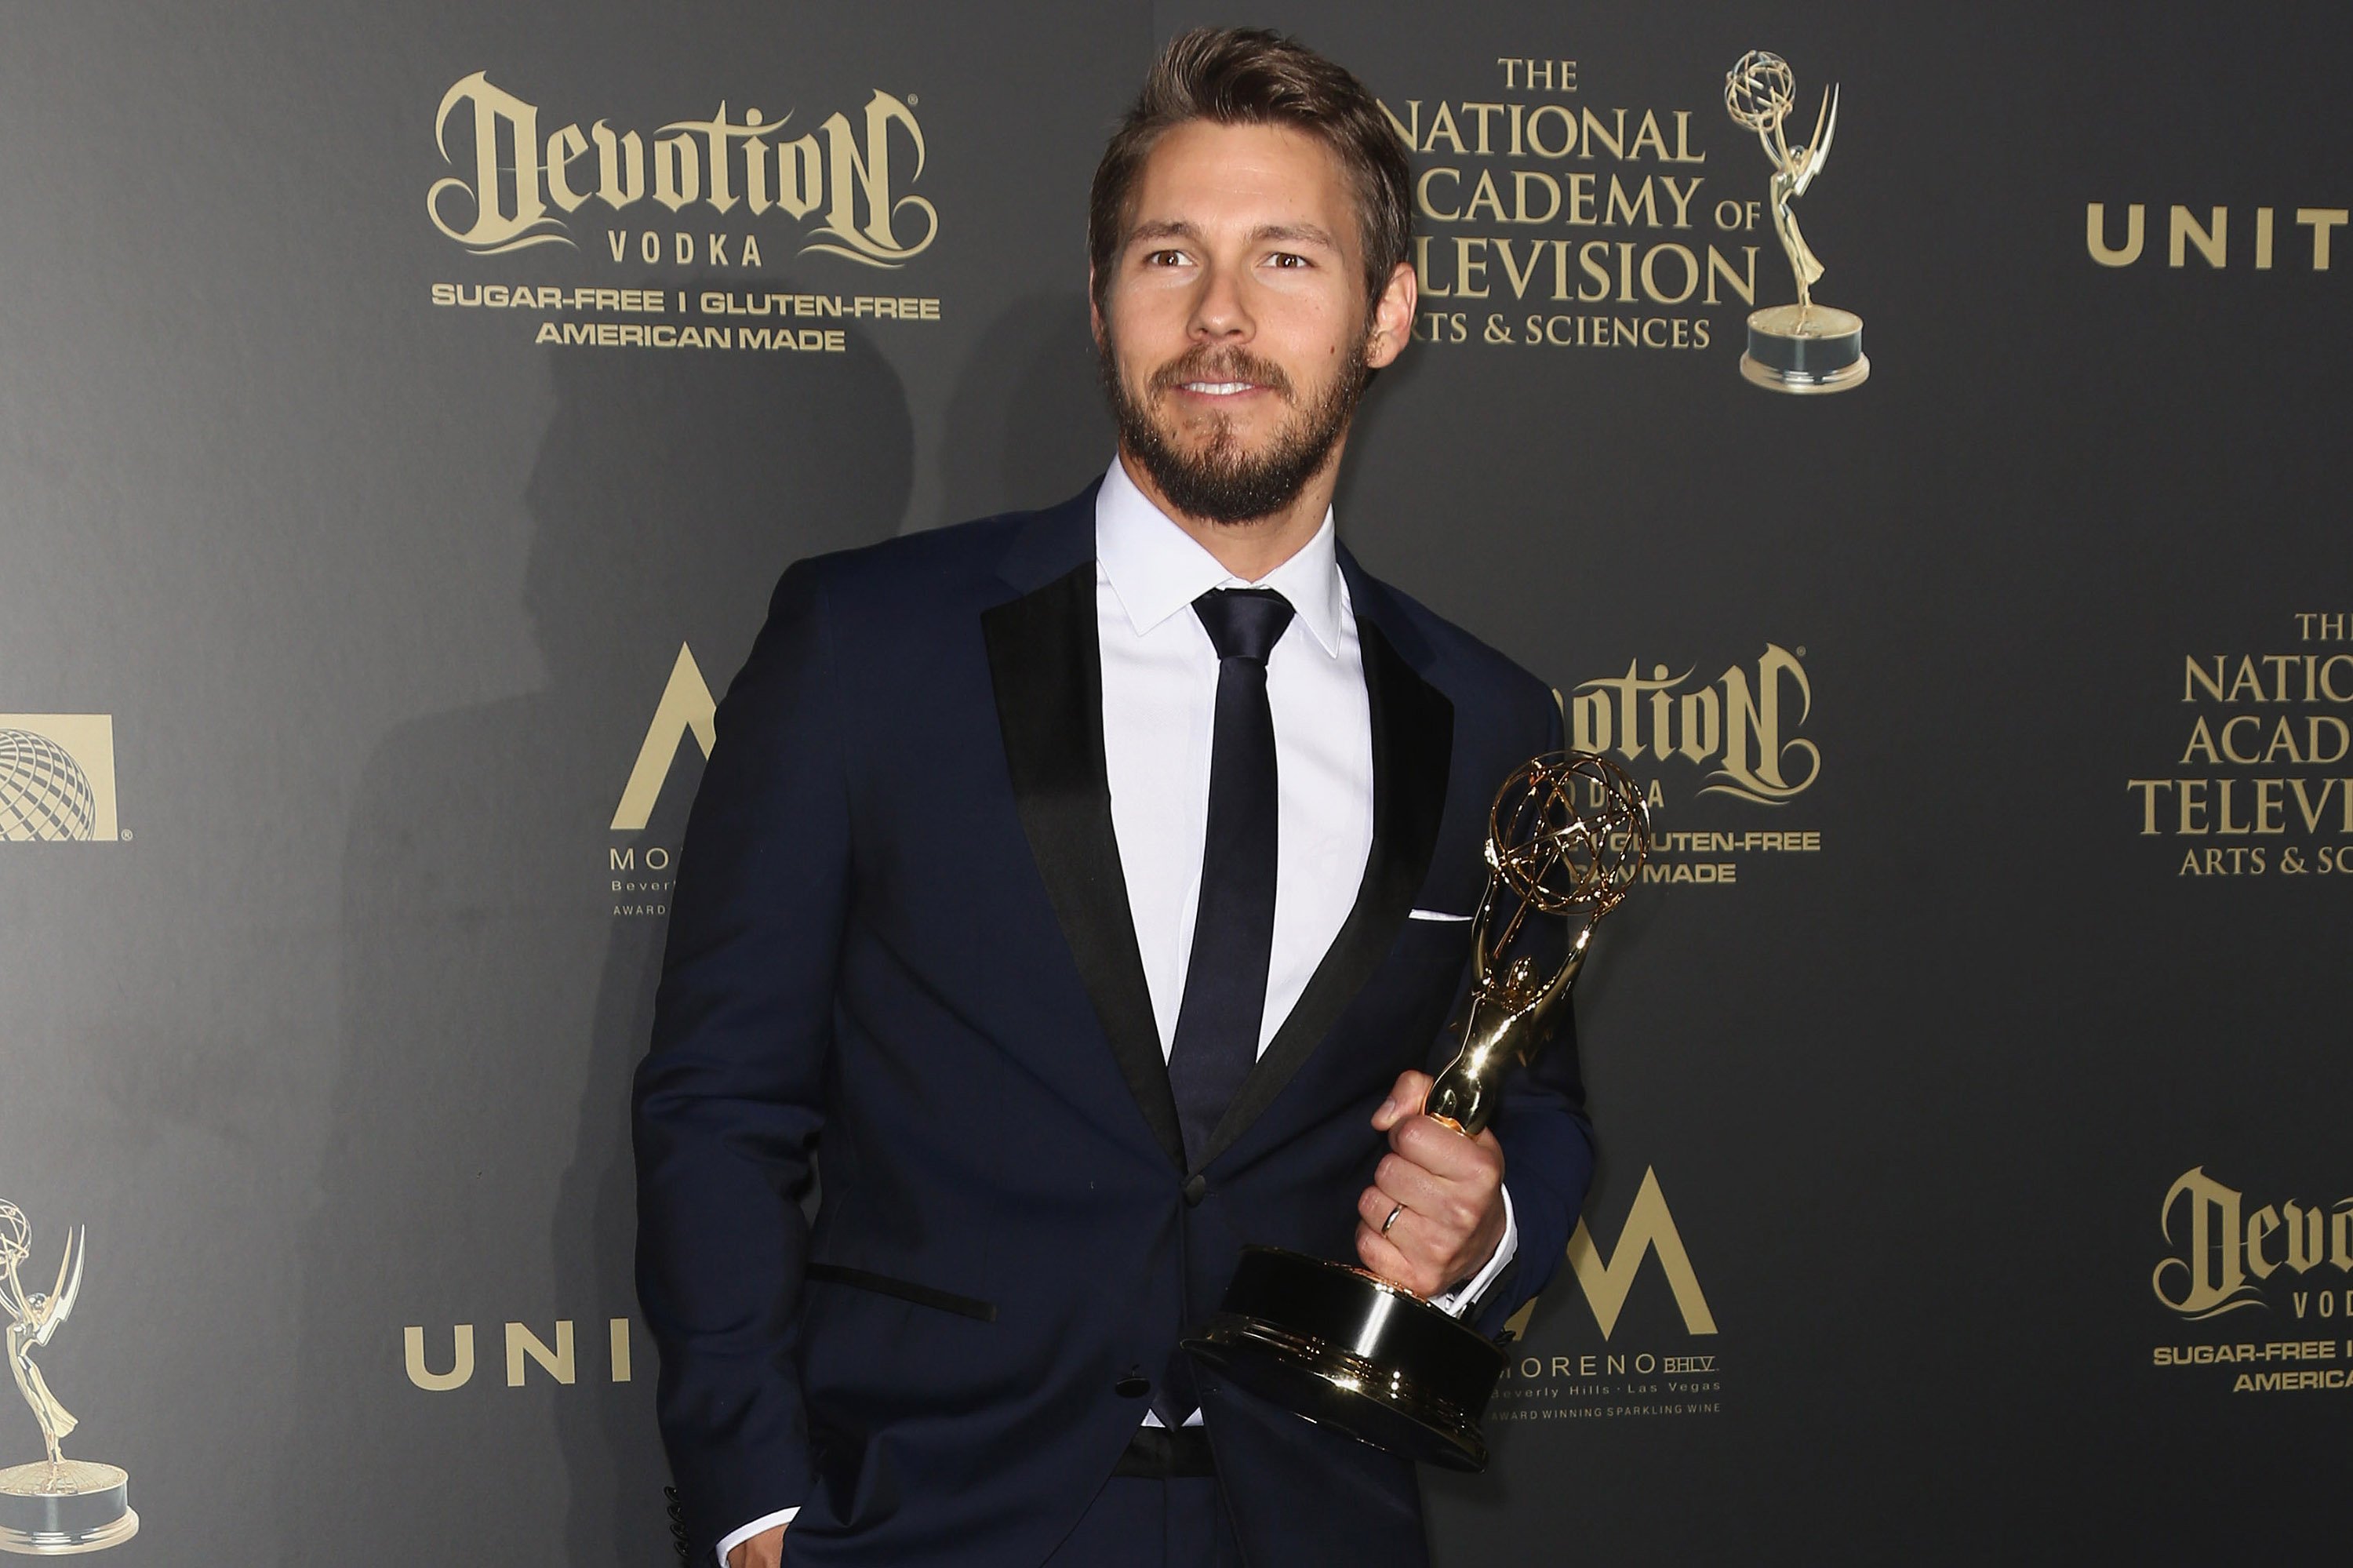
[280,296,913,1566]
[933,292,1115,526]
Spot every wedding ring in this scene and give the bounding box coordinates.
[1381,1202,1404,1235]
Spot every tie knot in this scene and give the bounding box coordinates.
[1193,588,1294,664]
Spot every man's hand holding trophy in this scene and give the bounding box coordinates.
[1185,751,1652,1470]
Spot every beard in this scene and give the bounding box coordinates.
[1100,327,1371,526]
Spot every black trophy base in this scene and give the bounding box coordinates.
[1740,304,1869,394]
[0,1461,139,1555]
[1180,1246,1507,1472]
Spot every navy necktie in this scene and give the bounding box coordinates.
[1158,587,1293,1429]
[1166,588,1295,1173]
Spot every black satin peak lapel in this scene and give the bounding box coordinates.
[1198,619,1454,1170]
[982,562,1187,1173]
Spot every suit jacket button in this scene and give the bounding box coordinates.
[1115,1376,1151,1399]
[1182,1174,1207,1207]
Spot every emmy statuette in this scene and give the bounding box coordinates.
[1182,752,1651,1470]
[0,1204,136,1555]
[1726,50,1870,393]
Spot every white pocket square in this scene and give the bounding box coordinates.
[1407,908,1474,922]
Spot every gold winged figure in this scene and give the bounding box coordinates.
[0,1204,85,1469]
[1726,50,1840,308]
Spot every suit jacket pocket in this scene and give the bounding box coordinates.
[803,1263,998,1322]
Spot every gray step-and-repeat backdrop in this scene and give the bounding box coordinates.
[2,2,2343,1561]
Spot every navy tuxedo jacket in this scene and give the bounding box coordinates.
[634,483,1596,1566]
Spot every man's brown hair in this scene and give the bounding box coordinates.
[1088,27,1413,317]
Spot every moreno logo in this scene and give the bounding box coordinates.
[613,646,716,832]
[1509,1166,1718,1340]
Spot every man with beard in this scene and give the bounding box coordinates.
[635,27,1595,1568]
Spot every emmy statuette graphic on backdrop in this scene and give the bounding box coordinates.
[1725,50,1870,393]
[1183,752,1651,1469]
[0,1204,136,1555]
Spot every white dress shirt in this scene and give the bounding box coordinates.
[1095,457,1373,1060]
[717,462,1514,1563]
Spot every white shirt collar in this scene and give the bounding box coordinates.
[1094,457,1345,657]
